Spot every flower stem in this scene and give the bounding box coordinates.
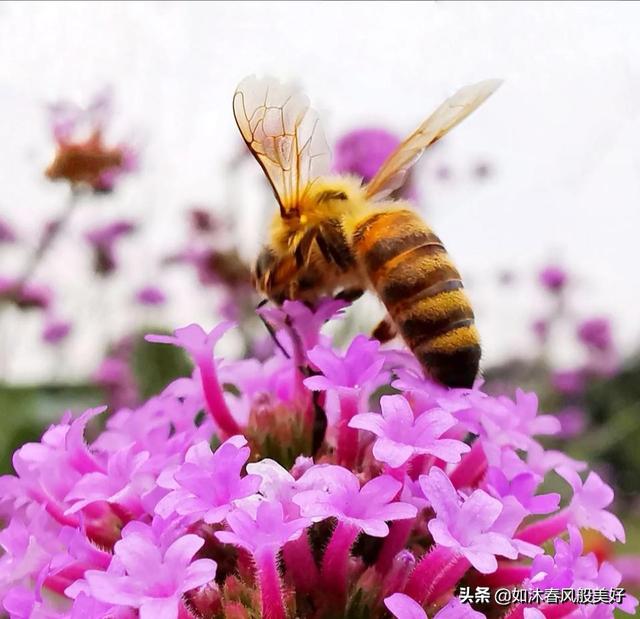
[283,533,319,594]
[381,550,416,598]
[337,392,360,468]
[256,547,286,619]
[449,440,487,489]
[473,562,531,587]
[516,509,569,546]
[17,189,79,288]
[376,518,414,575]
[321,521,360,602]
[198,354,240,438]
[404,545,470,605]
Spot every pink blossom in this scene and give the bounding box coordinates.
[294,469,416,537]
[577,317,613,352]
[216,501,310,554]
[419,468,518,573]
[80,527,216,618]
[42,317,72,345]
[538,265,567,292]
[155,437,260,524]
[557,467,625,542]
[349,394,469,468]
[0,219,17,244]
[135,286,166,306]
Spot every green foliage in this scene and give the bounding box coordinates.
[0,383,103,474]
[130,327,192,400]
[580,354,640,503]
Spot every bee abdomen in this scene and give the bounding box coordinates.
[354,209,480,388]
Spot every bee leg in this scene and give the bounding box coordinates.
[311,390,328,455]
[256,300,291,359]
[372,315,398,343]
[335,287,365,303]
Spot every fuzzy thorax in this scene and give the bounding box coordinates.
[268,175,369,253]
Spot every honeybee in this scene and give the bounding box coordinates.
[234,76,501,388]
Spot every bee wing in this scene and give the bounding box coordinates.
[233,76,331,217]
[364,79,502,201]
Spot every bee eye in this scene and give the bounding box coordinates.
[317,190,348,203]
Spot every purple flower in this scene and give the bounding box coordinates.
[146,322,240,436]
[294,469,416,537]
[557,467,625,542]
[94,144,138,192]
[2,566,64,619]
[333,128,417,199]
[65,445,153,518]
[304,335,386,395]
[419,468,518,573]
[538,265,567,292]
[433,597,486,618]
[528,525,637,615]
[0,219,17,244]
[216,501,310,554]
[0,310,633,619]
[80,528,216,618]
[466,389,560,461]
[155,437,260,524]
[41,317,72,345]
[46,89,138,192]
[551,369,585,395]
[484,468,560,516]
[84,220,136,275]
[384,593,485,619]
[333,128,400,182]
[0,278,52,311]
[349,394,470,468]
[577,317,613,352]
[384,592,427,619]
[531,318,549,343]
[146,322,231,366]
[554,406,587,438]
[258,298,348,354]
[135,286,166,307]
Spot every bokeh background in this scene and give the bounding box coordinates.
[1,0,640,583]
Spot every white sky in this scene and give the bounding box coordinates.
[1,1,640,382]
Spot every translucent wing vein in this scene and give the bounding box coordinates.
[233,76,330,216]
[365,79,502,201]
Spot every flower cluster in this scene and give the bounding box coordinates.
[0,301,636,619]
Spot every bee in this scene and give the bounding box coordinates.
[234,76,501,388]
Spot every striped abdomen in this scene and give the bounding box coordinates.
[352,209,480,388]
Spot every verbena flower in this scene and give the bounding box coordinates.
[84,220,136,276]
[155,437,260,524]
[538,264,567,293]
[0,218,17,244]
[42,317,72,344]
[349,393,469,468]
[577,317,613,352]
[0,306,636,619]
[333,128,418,200]
[0,277,52,311]
[46,89,138,193]
[71,523,217,618]
[135,285,167,307]
[419,467,518,573]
